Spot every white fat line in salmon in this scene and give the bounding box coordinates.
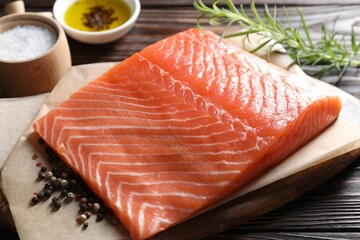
[113,180,241,214]
[78,142,261,174]
[89,154,253,183]
[66,133,247,148]
[55,123,248,148]
[124,189,218,235]
[112,180,240,211]
[61,125,252,170]
[134,55,250,121]
[134,42,292,132]
[51,112,213,124]
[64,130,250,174]
[91,154,253,166]
[50,114,221,145]
[94,78,172,87]
[123,189,213,226]
[54,118,227,146]
[98,168,245,200]
[157,37,178,62]
[138,203,188,238]
[85,84,180,95]
[102,168,243,179]
[56,102,194,113]
[114,182,232,235]
[55,105,209,117]
[114,179,234,188]
[183,31,283,79]
[50,113,219,145]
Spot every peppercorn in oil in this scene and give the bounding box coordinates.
[64,0,131,31]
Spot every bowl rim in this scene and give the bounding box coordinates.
[53,0,141,36]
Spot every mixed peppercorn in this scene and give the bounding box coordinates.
[30,137,114,229]
[82,5,118,31]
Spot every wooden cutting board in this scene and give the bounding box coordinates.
[1,63,359,240]
[151,148,360,239]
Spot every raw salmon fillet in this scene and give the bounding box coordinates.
[33,28,342,239]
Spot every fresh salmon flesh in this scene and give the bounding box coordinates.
[33,28,342,239]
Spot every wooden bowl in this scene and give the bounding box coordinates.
[0,12,71,98]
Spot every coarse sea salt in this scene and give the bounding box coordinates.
[0,25,56,61]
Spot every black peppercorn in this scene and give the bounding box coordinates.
[52,179,61,189]
[30,143,112,228]
[98,207,106,214]
[60,188,68,196]
[44,183,53,192]
[37,172,45,180]
[44,189,52,198]
[80,191,89,198]
[45,146,53,154]
[60,172,68,179]
[52,168,60,178]
[31,196,40,204]
[69,178,77,187]
[87,197,94,204]
[79,203,88,212]
[52,155,61,162]
[82,222,89,230]
[53,172,60,178]
[38,138,45,145]
[96,213,104,221]
[49,153,58,162]
[37,192,44,200]
[53,201,61,209]
[76,183,83,190]
[63,183,71,191]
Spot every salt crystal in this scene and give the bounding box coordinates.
[0,25,56,61]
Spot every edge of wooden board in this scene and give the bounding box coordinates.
[151,148,360,240]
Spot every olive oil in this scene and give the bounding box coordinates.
[64,0,131,32]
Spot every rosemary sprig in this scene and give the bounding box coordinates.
[194,0,360,84]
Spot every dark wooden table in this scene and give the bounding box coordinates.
[1,0,360,239]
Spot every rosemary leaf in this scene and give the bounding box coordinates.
[250,38,273,53]
[193,0,360,84]
[297,8,313,48]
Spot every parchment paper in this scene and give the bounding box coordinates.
[0,93,48,167]
[0,93,48,230]
[1,57,360,240]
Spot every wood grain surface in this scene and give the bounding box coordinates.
[1,0,360,239]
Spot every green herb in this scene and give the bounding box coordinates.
[194,0,360,84]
